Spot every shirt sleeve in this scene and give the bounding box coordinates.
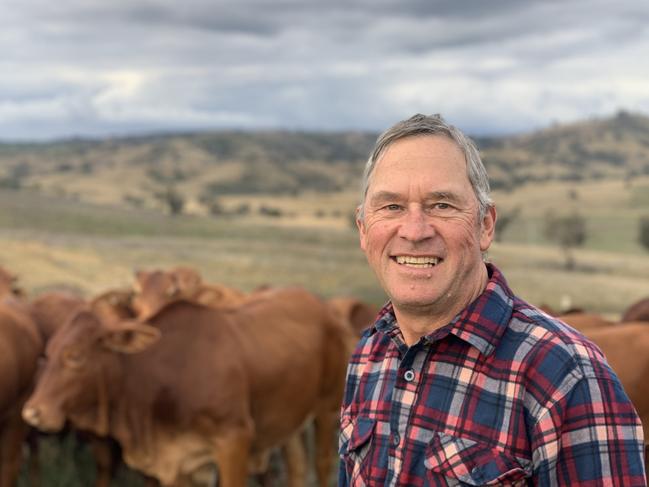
[530,373,646,486]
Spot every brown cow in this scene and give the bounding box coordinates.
[622,297,649,322]
[23,287,354,487]
[133,267,248,320]
[28,289,149,487]
[328,297,379,337]
[0,271,43,486]
[556,312,616,331]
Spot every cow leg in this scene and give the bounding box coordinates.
[212,428,252,487]
[212,424,252,487]
[88,436,119,487]
[248,449,274,487]
[283,433,307,487]
[313,412,337,487]
[0,413,29,487]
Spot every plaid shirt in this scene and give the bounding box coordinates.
[339,264,646,486]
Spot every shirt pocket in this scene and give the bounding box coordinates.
[424,432,532,486]
[339,416,376,485]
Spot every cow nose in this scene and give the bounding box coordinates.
[22,406,41,426]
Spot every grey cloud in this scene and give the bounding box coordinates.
[1,0,649,139]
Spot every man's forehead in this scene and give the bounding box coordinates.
[368,189,463,203]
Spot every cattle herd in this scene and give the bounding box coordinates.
[0,265,376,486]
[0,264,648,486]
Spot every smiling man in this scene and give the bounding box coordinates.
[339,114,646,486]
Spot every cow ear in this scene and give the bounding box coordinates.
[196,287,221,305]
[101,322,160,354]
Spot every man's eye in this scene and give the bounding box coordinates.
[384,204,402,211]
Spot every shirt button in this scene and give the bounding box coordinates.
[391,432,400,446]
[404,369,416,382]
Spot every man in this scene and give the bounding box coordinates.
[339,114,646,486]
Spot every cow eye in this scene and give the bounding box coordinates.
[62,349,85,369]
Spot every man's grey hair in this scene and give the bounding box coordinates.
[358,113,493,220]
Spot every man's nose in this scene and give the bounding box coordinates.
[397,207,435,242]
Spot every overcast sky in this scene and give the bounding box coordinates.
[2,0,648,141]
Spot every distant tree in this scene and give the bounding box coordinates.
[154,185,185,216]
[0,162,31,189]
[639,216,649,252]
[206,199,226,216]
[494,206,521,242]
[544,211,588,270]
[198,192,226,217]
[258,205,283,217]
[232,203,251,215]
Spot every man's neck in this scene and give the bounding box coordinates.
[393,265,490,346]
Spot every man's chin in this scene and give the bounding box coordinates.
[389,295,442,313]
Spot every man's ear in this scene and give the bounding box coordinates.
[480,205,497,252]
[101,321,160,354]
[356,207,367,252]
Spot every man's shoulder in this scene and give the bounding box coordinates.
[505,298,610,379]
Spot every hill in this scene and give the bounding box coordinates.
[481,110,649,190]
[1,111,649,215]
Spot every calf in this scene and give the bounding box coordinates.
[133,267,248,320]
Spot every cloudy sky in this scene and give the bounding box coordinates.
[2,0,648,140]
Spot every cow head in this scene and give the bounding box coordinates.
[23,309,160,435]
[132,267,203,320]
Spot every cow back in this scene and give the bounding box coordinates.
[30,291,87,343]
[622,297,649,322]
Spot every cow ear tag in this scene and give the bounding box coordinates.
[102,322,161,354]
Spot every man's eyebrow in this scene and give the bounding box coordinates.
[424,191,462,203]
[368,191,402,205]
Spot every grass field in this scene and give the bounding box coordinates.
[3,173,648,313]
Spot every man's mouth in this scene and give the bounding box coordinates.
[393,256,441,268]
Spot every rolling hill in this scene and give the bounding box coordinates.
[1,111,649,216]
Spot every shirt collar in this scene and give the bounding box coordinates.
[372,263,514,357]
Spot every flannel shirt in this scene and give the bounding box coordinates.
[339,264,646,486]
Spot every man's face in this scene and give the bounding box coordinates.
[357,135,495,318]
